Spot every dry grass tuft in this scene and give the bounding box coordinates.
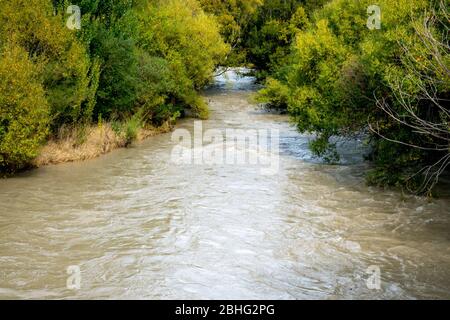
[33,122,172,167]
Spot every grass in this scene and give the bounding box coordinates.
[33,121,172,167]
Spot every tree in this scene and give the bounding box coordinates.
[0,0,94,128]
[0,45,49,171]
[137,0,229,118]
[199,0,263,66]
[370,1,450,193]
[256,0,450,192]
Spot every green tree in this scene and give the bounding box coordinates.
[257,0,449,192]
[137,0,229,118]
[199,0,263,66]
[0,0,94,127]
[0,45,49,171]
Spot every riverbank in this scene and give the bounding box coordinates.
[32,122,172,167]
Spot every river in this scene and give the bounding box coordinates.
[0,69,449,299]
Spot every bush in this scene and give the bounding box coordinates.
[0,0,234,172]
[90,28,140,118]
[256,78,291,110]
[0,45,49,171]
[135,51,181,125]
[136,0,229,116]
[124,113,143,146]
[199,0,263,66]
[256,0,448,192]
[0,0,94,128]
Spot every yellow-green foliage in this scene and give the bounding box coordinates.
[139,0,229,86]
[199,0,263,65]
[0,45,49,170]
[137,0,229,117]
[0,0,94,126]
[256,78,290,110]
[241,0,319,76]
[259,0,432,135]
[258,0,449,190]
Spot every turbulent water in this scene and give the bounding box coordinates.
[0,69,449,300]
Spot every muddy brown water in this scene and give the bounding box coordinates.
[0,70,449,299]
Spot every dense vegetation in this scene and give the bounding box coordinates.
[254,0,449,194]
[0,0,228,172]
[0,0,448,194]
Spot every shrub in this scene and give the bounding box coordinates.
[90,28,140,118]
[137,0,229,116]
[0,0,94,128]
[256,0,448,192]
[0,45,49,171]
